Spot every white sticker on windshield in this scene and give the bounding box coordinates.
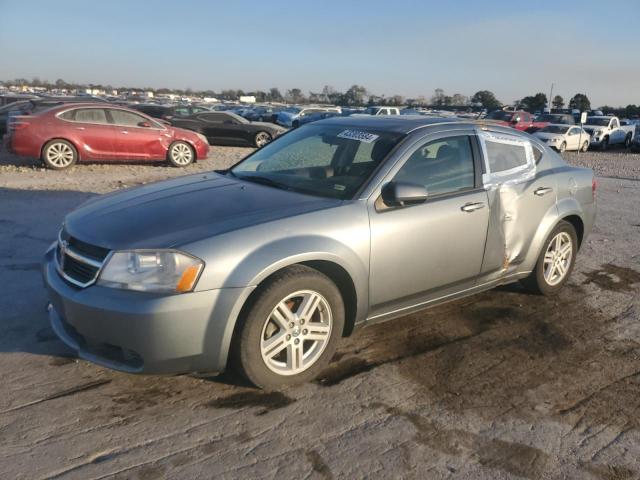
[337,130,379,143]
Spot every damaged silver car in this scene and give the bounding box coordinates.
[43,116,596,388]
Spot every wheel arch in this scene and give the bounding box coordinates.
[41,137,82,161]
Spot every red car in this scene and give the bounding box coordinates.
[484,110,546,132]
[6,103,210,169]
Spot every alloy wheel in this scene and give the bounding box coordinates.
[170,143,193,165]
[255,132,271,148]
[260,290,332,376]
[543,232,573,286]
[46,142,75,168]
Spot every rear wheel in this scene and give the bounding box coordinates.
[521,221,577,295]
[167,141,194,167]
[254,131,272,148]
[231,265,344,389]
[42,140,77,170]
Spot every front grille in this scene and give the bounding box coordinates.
[62,254,100,284]
[56,230,110,288]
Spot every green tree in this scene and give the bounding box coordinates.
[286,88,305,104]
[569,93,591,112]
[269,87,283,102]
[552,95,564,110]
[471,90,501,110]
[519,92,547,113]
[343,85,367,106]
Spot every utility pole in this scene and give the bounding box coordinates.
[547,83,555,113]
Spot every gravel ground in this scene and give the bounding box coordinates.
[1,147,640,479]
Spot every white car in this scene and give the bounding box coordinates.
[583,116,636,150]
[533,124,591,152]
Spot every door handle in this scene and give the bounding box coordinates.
[461,202,485,212]
[534,187,553,196]
[120,130,129,134]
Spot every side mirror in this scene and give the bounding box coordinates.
[512,117,521,123]
[381,181,428,207]
[137,121,152,128]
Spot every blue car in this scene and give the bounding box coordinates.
[276,106,341,128]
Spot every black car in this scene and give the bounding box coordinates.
[129,103,211,120]
[0,96,105,137]
[169,111,286,147]
[536,113,575,125]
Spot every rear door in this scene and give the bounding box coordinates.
[107,109,168,160]
[63,108,117,159]
[477,131,557,279]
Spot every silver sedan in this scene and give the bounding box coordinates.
[43,116,596,388]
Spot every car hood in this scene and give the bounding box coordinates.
[534,132,563,140]
[64,173,340,251]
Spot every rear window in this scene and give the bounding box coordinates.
[74,108,108,124]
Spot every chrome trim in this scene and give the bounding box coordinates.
[55,230,110,288]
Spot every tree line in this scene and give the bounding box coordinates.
[2,78,636,115]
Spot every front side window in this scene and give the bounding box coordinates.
[109,109,155,127]
[231,124,403,199]
[74,108,108,124]
[393,136,475,196]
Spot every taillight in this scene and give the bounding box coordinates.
[592,177,597,200]
[9,121,30,131]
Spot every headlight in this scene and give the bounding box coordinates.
[98,250,203,293]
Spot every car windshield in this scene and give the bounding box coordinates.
[486,110,513,121]
[364,107,380,115]
[540,125,570,134]
[230,124,404,200]
[586,117,611,126]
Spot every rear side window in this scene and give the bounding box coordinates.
[74,108,108,124]
[59,109,76,120]
[485,141,528,172]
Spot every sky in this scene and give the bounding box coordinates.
[0,0,638,107]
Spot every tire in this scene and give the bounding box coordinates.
[41,139,78,170]
[601,137,609,151]
[624,133,632,149]
[167,141,194,167]
[254,131,272,148]
[558,141,566,153]
[581,141,589,152]
[521,221,578,295]
[231,265,345,389]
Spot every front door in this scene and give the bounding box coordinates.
[368,132,490,319]
[108,108,168,160]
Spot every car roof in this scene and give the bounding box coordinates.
[317,115,462,134]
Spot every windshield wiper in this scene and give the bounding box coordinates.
[234,174,291,191]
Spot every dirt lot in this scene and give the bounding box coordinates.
[1,147,639,479]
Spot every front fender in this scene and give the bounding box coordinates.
[203,235,369,373]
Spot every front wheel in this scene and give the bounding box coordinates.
[558,141,566,153]
[581,141,589,152]
[254,131,272,148]
[231,265,344,389]
[42,140,77,170]
[521,221,577,295]
[167,141,194,167]
[625,133,633,149]
[601,137,609,151]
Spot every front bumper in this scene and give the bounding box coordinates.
[42,244,253,374]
